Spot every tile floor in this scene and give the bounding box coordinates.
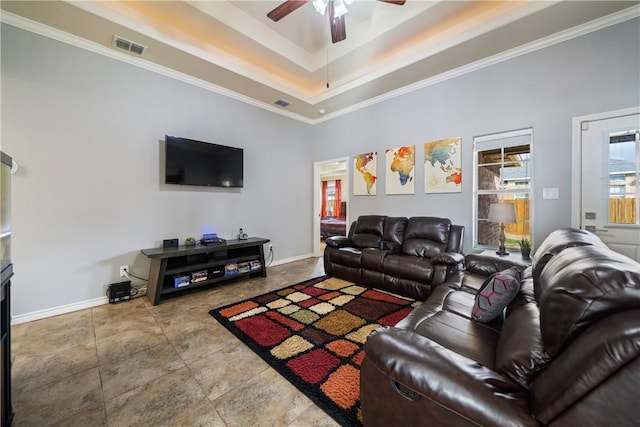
[10,256,340,427]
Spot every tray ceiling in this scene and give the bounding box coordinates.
[1,1,638,123]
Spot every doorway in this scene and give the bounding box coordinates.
[313,158,349,257]
[572,107,640,261]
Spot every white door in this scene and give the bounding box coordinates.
[313,158,349,257]
[578,111,640,261]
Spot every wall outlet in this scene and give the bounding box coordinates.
[119,265,129,277]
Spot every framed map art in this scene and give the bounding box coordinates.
[353,152,377,195]
[424,137,462,193]
[385,145,415,195]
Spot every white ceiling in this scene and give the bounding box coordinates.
[1,1,638,123]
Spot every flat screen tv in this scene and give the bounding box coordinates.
[165,135,243,188]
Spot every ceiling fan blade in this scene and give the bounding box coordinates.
[377,0,406,5]
[267,0,309,22]
[329,1,346,43]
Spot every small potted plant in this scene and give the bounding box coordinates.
[518,238,531,260]
[185,237,196,247]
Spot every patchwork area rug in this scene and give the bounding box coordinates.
[209,275,419,426]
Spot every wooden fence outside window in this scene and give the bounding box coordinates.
[609,197,637,224]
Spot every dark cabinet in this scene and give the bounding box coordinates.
[1,151,13,426]
[141,237,269,305]
[1,266,13,427]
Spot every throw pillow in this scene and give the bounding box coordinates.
[472,267,521,322]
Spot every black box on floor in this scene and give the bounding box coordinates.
[109,280,131,303]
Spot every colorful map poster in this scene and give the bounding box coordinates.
[424,137,462,193]
[385,145,415,195]
[353,152,377,195]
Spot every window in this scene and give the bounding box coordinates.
[473,128,533,249]
[608,131,639,224]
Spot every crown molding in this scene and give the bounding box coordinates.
[314,4,640,124]
[0,10,315,125]
[2,5,638,125]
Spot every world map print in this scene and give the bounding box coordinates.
[424,137,462,193]
[385,145,415,195]
[353,152,377,196]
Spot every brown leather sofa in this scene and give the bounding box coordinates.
[323,215,465,300]
[361,228,640,426]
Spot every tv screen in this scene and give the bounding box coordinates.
[165,135,243,188]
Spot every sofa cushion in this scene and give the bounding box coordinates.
[495,303,548,388]
[506,267,535,312]
[538,245,640,357]
[531,228,606,301]
[472,267,521,322]
[351,215,386,248]
[383,254,434,283]
[397,285,499,368]
[361,247,386,272]
[401,217,451,257]
[532,310,640,424]
[382,217,408,251]
[459,272,487,293]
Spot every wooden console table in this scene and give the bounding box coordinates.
[141,237,269,305]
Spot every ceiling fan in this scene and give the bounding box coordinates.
[267,0,406,44]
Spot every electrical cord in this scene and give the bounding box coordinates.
[266,246,274,267]
[130,283,147,298]
[123,268,148,298]
[123,268,148,281]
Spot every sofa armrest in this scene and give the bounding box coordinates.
[325,235,352,248]
[465,253,528,276]
[432,251,465,265]
[362,328,536,427]
[430,252,465,287]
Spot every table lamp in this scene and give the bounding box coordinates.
[488,202,517,256]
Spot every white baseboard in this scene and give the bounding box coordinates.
[11,254,318,325]
[269,253,316,267]
[11,296,108,325]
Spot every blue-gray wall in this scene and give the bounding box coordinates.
[314,18,640,250]
[2,18,639,317]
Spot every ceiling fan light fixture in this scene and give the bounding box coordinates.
[333,0,349,18]
[312,0,328,15]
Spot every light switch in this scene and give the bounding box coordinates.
[543,187,559,199]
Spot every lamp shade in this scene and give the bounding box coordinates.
[488,203,517,223]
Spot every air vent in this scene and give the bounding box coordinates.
[112,35,147,56]
[273,99,291,108]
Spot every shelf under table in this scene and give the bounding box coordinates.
[141,237,270,305]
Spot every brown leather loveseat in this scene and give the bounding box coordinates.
[323,215,465,300]
[361,228,640,426]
